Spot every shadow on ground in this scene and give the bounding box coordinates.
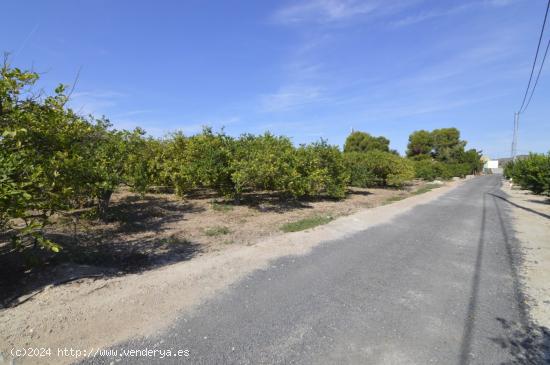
[197,187,373,214]
[489,193,550,220]
[0,188,374,307]
[0,194,204,307]
[491,317,550,364]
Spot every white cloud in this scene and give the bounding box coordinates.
[68,90,126,116]
[391,1,519,27]
[272,0,381,25]
[485,0,518,6]
[391,4,472,27]
[260,85,324,112]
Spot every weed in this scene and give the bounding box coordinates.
[383,195,406,204]
[281,215,333,233]
[211,201,234,212]
[204,226,231,236]
[413,183,442,195]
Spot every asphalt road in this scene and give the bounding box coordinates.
[87,175,537,364]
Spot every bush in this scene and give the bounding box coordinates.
[505,153,550,195]
[169,128,235,196]
[443,163,471,179]
[289,141,349,199]
[345,151,414,187]
[413,160,471,181]
[230,133,295,197]
[413,159,443,181]
[344,152,378,187]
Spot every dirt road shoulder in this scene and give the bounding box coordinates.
[502,182,550,329]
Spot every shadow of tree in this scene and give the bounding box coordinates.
[0,187,376,306]
[209,188,374,214]
[0,195,205,307]
[527,199,550,206]
[491,317,550,364]
[488,193,550,220]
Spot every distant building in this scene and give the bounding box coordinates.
[482,157,501,174]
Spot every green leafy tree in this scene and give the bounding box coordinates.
[170,127,235,196]
[0,61,83,251]
[231,133,295,197]
[290,140,349,199]
[505,153,550,195]
[344,131,390,153]
[406,130,433,158]
[431,128,466,162]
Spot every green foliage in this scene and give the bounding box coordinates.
[412,159,443,181]
[407,128,468,162]
[290,140,349,199]
[169,128,235,196]
[344,131,390,153]
[124,130,170,195]
[413,183,443,195]
[231,133,295,197]
[460,149,484,175]
[413,159,472,181]
[345,150,414,187]
[504,153,550,195]
[0,62,78,252]
[204,226,231,236]
[407,128,482,179]
[281,215,333,232]
[406,130,433,158]
[210,201,234,212]
[344,152,377,187]
[383,195,406,204]
[431,128,466,162]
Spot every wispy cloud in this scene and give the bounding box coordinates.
[271,0,420,25]
[68,90,126,116]
[260,85,325,112]
[391,0,519,27]
[272,0,377,25]
[391,4,472,27]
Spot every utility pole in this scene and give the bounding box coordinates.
[511,112,519,160]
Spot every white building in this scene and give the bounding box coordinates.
[483,159,501,174]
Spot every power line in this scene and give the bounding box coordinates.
[512,0,550,159]
[522,36,550,112]
[518,0,550,113]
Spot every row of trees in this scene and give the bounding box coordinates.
[504,154,550,196]
[342,129,483,186]
[1,62,482,253]
[406,128,483,180]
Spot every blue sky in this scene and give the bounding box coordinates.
[1,0,549,157]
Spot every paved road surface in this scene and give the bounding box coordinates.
[88,175,537,364]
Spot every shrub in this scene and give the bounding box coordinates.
[230,133,295,197]
[413,159,442,181]
[413,160,471,181]
[443,163,471,179]
[505,153,550,195]
[344,152,378,187]
[169,128,235,196]
[125,132,171,194]
[345,150,414,187]
[289,141,349,199]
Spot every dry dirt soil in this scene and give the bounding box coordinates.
[502,182,550,330]
[0,180,456,364]
[0,181,434,304]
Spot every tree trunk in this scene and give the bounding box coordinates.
[97,190,113,221]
